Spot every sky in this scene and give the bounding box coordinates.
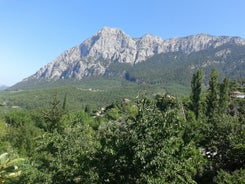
[0,0,245,86]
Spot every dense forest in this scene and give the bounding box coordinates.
[0,69,244,183]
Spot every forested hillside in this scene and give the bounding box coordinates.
[0,69,244,183]
[108,44,245,86]
[0,79,168,112]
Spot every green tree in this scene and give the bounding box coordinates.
[3,110,43,157]
[42,93,67,132]
[206,69,219,121]
[19,124,99,184]
[190,69,203,119]
[219,78,230,114]
[214,169,245,184]
[204,115,244,170]
[0,119,9,152]
[4,110,32,128]
[96,97,204,183]
[62,93,67,111]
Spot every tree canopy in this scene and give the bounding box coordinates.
[0,69,244,183]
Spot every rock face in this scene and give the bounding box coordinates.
[28,27,245,80]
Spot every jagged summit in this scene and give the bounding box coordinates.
[96,26,125,35]
[26,27,245,81]
[79,27,135,61]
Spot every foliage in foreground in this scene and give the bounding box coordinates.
[0,69,244,183]
[0,152,25,184]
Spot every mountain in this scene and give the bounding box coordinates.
[0,85,8,91]
[23,27,245,81]
[4,27,245,112]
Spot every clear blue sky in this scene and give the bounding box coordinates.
[1,0,245,86]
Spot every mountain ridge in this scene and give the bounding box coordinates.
[22,27,245,82]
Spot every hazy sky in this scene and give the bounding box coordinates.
[1,0,245,86]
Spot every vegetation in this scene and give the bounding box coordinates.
[108,44,245,87]
[0,152,24,184]
[0,78,169,112]
[0,69,244,183]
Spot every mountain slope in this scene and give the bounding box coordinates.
[120,44,245,86]
[24,27,245,81]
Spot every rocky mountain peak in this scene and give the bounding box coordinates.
[80,27,134,62]
[137,34,163,47]
[97,26,125,36]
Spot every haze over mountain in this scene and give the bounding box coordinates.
[0,85,8,91]
[21,27,244,82]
